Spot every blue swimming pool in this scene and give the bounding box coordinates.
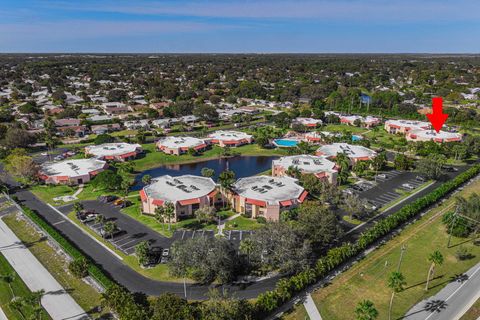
[352,135,363,142]
[273,138,299,147]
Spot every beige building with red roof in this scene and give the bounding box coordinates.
[207,130,253,147]
[156,136,208,155]
[228,175,307,221]
[140,175,220,221]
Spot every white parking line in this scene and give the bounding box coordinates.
[52,220,65,226]
[47,204,123,261]
[181,230,186,240]
[111,234,130,243]
[117,238,138,248]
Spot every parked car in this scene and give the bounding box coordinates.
[416,175,426,182]
[98,195,118,203]
[402,183,415,190]
[162,248,170,257]
[113,199,124,206]
[54,155,64,161]
[443,166,458,172]
[77,211,97,223]
[377,173,388,179]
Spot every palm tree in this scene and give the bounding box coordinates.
[239,238,255,265]
[218,170,235,208]
[154,206,166,230]
[163,202,175,230]
[355,300,378,320]
[31,289,45,307]
[286,166,302,179]
[201,167,215,178]
[141,174,152,185]
[94,214,105,228]
[72,202,83,215]
[103,221,117,239]
[425,250,444,291]
[1,272,16,298]
[387,271,406,320]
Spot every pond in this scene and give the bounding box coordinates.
[133,155,279,190]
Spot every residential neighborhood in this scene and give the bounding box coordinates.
[1,1,480,320]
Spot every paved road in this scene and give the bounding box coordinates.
[0,164,470,301]
[9,188,279,299]
[0,217,88,320]
[404,262,480,320]
[0,307,7,320]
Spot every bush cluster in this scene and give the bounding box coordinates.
[254,164,480,315]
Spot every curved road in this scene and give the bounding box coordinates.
[1,165,470,300]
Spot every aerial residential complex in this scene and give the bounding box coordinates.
[156,136,208,155]
[272,155,338,184]
[39,158,108,185]
[316,143,377,164]
[140,175,219,221]
[207,130,253,147]
[384,119,431,134]
[292,117,323,127]
[340,115,381,128]
[85,143,143,161]
[406,129,463,142]
[229,175,308,221]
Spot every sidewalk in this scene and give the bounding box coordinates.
[217,213,241,234]
[0,218,89,320]
[304,293,323,320]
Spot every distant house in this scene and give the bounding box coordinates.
[124,119,150,130]
[85,143,143,161]
[207,130,253,147]
[87,115,114,122]
[57,125,88,137]
[91,123,121,135]
[54,118,81,127]
[316,143,377,165]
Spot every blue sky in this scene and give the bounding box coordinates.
[1,0,479,53]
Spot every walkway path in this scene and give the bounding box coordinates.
[0,307,7,320]
[217,213,241,235]
[0,218,89,320]
[304,293,323,320]
[404,262,480,320]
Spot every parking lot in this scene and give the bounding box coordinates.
[57,200,172,256]
[349,170,428,208]
[171,229,254,248]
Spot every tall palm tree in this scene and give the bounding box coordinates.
[286,166,302,179]
[218,169,235,208]
[239,238,255,265]
[425,250,444,291]
[355,299,378,320]
[94,214,105,228]
[387,271,406,320]
[72,202,84,215]
[154,206,166,230]
[103,221,117,239]
[141,174,152,185]
[163,202,175,230]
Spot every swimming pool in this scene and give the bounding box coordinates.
[352,135,363,142]
[273,138,299,147]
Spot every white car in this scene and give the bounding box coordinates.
[402,183,415,190]
[377,174,388,179]
[162,248,170,257]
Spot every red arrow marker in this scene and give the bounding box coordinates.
[426,97,448,133]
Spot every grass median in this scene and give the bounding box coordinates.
[283,176,480,320]
[2,213,107,319]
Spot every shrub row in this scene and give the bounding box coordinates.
[20,205,114,289]
[255,164,480,315]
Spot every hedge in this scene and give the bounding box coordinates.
[19,205,114,289]
[255,164,480,315]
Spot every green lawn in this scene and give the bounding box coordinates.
[225,215,265,231]
[0,253,51,320]
[342,215,362,225]
[283,178,480,320]
[133,142,286,171]
[3,214,107,318]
